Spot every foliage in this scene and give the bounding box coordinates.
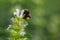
[0,0,60,40]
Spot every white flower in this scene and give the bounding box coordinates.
[20,31,26,36]
[16,8,20,13]
[14,8,20,16]
[20,9,24,18]
[14,12,18,16]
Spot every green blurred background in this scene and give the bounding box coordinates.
[0,0,60,40]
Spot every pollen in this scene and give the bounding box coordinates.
[26,17,30,20]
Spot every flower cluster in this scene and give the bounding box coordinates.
[7,8,29,40]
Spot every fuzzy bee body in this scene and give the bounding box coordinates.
[21,9,31,21]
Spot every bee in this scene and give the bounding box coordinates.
[20,9,31,21]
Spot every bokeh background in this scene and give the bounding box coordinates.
[0,0,60,40]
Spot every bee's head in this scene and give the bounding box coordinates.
[20,9,31,21]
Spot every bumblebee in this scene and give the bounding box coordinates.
[20,9,31,21]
